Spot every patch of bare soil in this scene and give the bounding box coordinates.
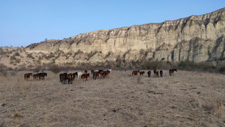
[0,70,225,127]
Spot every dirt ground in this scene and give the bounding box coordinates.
[0,70,225,127]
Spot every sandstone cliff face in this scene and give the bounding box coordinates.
[2,8,225,68]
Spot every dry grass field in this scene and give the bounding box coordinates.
[0,70,225,127]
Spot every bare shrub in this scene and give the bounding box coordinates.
[48,65,61,74]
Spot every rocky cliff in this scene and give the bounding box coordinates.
[1,8,225,68]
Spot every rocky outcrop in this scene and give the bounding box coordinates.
[1,8,225,68]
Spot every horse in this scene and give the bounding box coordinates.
[67,73,75,84]
[100,72,107,79]
[38,72,47,80]
[81,73,90,81]
[160,70,163,77]
[33,73,39,80]
[139,71,145,76]
[154,70,159,77]
[73,72,78,78]
[132,70,139,76]
[77,72,83,79]
[147,71,151,77]
[59,73,68,84]
[169,69,177,76]
[93,72,99,80]
[98,70,104,74]
[24,73,32,80]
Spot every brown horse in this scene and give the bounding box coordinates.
[67,73,76,84]
[132,70,139,76]
[169,69,177,76]
[100,72,107,79]
[93,72,99,80]
[139,71,145,76]
[24,73,32,80]
[33,73,39,80]
[59,73,68,84]
[32,72,47,80]
[81,73,90,81]
[38,72,47,80]
[154,70,159,77]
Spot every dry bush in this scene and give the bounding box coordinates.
[48,65,61,74]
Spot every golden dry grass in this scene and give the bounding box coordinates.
[0,70,225,127]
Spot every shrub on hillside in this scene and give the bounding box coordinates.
[27,54,35,59]
[10,56,16,60]
[14,52,20,56]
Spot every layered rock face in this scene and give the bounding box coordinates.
[1,8,225,68]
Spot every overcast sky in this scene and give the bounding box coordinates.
[0,0,224,47]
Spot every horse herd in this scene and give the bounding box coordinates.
[58,69,113,84]
[24,69,112,84]
[132,69,177,77]
[24,72,47,80]
[24,69,177,84]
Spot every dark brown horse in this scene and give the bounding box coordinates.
[81,73,90,81]
[147,71,151,77]
[93,72,99,80]
[32,72,47,80]
[132,70,139,76]
[59,73,69,84]
[169,69,177,76]
[139,71,145,76]
[160,70,163,77]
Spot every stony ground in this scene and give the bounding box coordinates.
[0,70,225,127]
